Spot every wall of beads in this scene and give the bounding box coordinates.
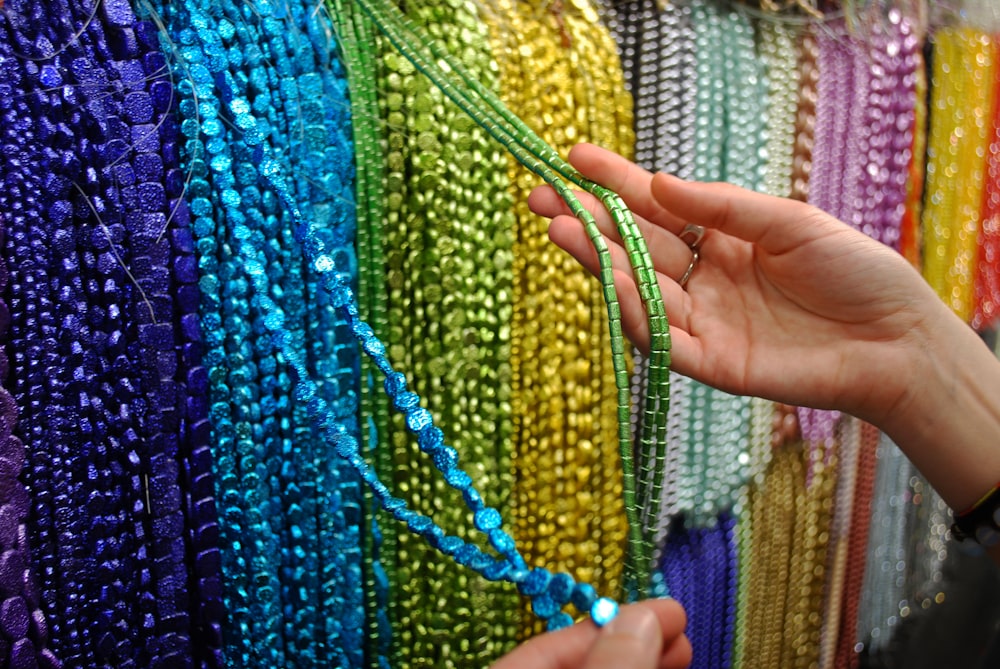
[1,1,1000,669]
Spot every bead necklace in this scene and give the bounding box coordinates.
[257,156,622,634]
[605,0,697,554]
[973,42,1000,332]
[262,5,372,666]
[758,17,799,199]
[325,2,394,666]
[353,0,520,664]
[922,27,996,322]
[0,18,72,667]
[654,4,764,666]
[0,25,61,666]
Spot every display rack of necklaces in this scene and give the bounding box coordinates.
[478,0,636,636]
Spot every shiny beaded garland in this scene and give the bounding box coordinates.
[152,0,369,666]
[326,2,395,666]
[482,0,633,625]
[364,0,520,664]
[973,44,1000,332]
[923,27,997,322]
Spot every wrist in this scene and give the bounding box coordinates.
[876,309,1000,512]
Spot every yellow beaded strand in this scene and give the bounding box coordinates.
[923,28,997,321]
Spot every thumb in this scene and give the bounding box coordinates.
[581,604,663,669]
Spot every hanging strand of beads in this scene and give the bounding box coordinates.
[325,2,395,666]
[334,0,523,663]
[148,0,373,665]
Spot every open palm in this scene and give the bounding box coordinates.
[528,144,947,426]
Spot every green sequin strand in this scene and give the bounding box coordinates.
[327,1,395,665]
[360,1,521,666]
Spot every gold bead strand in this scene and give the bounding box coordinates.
[923,27,996,320]
[480,0,630,636]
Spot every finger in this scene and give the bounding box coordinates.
[567,143,691,234]
[650,172,841,254]
[490,620,598,669]
[581,604,664,669]
[660,634,693,669]
[542,197,698,289]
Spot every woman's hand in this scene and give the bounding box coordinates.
[528,143,949,429]
[491,599,691,669]
[530,143,1000,522]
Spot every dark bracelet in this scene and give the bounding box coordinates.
[951,482,1000,546]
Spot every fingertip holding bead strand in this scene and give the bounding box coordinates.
[590,597,619,627]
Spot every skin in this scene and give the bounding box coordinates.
[491,599,692,669]
[496,143,1000,669]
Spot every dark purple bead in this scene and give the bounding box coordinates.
[1,596,30,640]
[8,637,37,669]
[107,26,139,60]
